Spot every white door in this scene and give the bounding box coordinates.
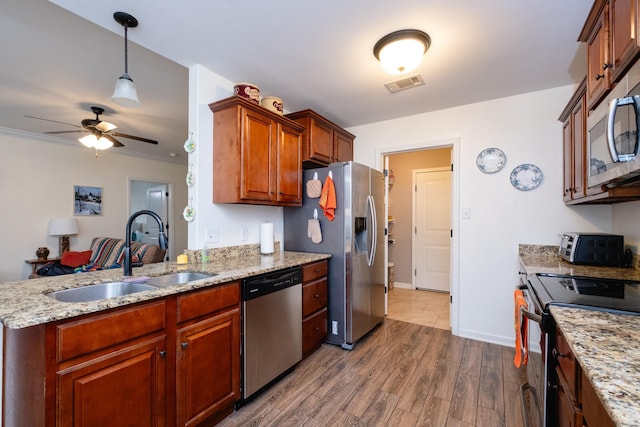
[129,180,172,261]
[383,156,390,315]
[413,168,451,292]
[144,186,168,246]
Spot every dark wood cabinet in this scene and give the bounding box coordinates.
[581,370,616,427]
[286,109,354,168]
[176,283,241,427]
[301,260,328,358]
[553,327,583,427]
[560,79,587,203]
[210,96,304,206]
[6,282,242,426]
[57,335,167,427]
[580,0,640,110]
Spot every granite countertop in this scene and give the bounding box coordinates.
[0,250,330,329]
[519,244,640,426]
[551,307,640,427]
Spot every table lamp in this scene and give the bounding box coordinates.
[48,218,79,256]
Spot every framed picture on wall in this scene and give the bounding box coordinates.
[74,185,103,216]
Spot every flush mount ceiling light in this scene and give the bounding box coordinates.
[111,12,140,108]
[373,29,431,75]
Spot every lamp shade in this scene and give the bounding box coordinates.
[111,73,140,108]
[79,134,114,150]
[373,29,431,75]
[48,218,79,236]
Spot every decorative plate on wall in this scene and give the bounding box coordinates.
[510,164,543,191]
[476,148,506,174]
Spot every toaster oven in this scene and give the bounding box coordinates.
[559,232,624,266]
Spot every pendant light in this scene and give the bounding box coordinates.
[111,12,140,108]
[373,29,431,75]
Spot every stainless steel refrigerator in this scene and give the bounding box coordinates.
[284,161,385,350]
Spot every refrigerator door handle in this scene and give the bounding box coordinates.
[367,195,377,266]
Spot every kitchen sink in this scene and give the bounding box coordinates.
[47,282,158,303]
[144,272,214,288]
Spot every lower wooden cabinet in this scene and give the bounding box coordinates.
[5,282,242,427]
[302,260,328,358]
[176,305,240,427]
[57,335,167,427]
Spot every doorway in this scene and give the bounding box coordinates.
[129,179,173,261]
[381,142,458,333]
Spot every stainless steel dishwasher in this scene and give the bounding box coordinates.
[241,266,302,402]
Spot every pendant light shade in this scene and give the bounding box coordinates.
[373,29,431,75]
[111,12,140,108]
[112,73,140,107]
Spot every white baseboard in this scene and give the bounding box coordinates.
[390,281,412,289]
[456,327,541,354]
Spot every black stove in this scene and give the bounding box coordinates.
[529,273,640,316]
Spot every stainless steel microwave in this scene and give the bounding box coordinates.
[587,59,640,188]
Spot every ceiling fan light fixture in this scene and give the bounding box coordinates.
[373,29,431,75]
[111,12,140,108]
[79,133,113,150]
[111,73,140,108]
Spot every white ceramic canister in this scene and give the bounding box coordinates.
[260,96,283,115]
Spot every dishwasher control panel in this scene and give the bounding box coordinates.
[241,267,302,301]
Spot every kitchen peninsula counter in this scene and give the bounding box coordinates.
[0,249,330,329]
[519,244,640,426]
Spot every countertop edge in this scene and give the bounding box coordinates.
[0,251,330,329]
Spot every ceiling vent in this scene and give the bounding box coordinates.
[384,74,425,93]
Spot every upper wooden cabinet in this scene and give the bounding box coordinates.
[286,109,355,168]
[579,0,640,110]
[209,96,304,206]
[559,80,587,203]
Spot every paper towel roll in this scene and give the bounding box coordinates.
[260,222,274,254]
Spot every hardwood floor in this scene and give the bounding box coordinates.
[219,319,525,427]
[387,288,450,330]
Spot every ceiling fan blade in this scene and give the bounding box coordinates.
[103,134,125,147]
[111,132,158,145]
[44,130,86,134]
[96,121,117,132]
[25,115,82,128]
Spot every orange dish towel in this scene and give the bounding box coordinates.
[319,174,337,221]
[514,289,529,368]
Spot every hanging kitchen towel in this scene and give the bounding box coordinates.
[307,218,322,243]
[513,289,529,368]
[306,172,322,198]
[319,173,337,221]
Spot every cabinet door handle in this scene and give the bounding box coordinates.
[552,348,567,360]
[159,350,167,358]
[181,342,189,349]
[603,63,612,70]
[314,326,321,331]
[595,73,605,80]
[314,293,320,298]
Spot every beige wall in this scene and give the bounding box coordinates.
[388,148,451,285]
[0,129,188,281]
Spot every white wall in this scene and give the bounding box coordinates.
[0,129,188,282]
[612,200,640,253]
[349,85,613,346]
[187,65,283,251]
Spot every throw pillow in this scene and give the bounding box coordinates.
[60,250,93,268]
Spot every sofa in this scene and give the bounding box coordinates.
[34,237,166,278]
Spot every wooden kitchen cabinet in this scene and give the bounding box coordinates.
[210,96,304,206]
[286,109,355,168]
[581,370,616,427]
[560,79,587,203]
[553,327,583,427]
[176,282,241,427]
[579,0,640,110]
[54,301,168,427]
[301,260,328,358]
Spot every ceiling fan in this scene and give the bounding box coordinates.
[25,106,158,147]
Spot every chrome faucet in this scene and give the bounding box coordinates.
[124,210,168,276]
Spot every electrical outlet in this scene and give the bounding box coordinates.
[332,320,338,335]
[206,227,219,243]
[462,208,471,219]
[240,226,248,241]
